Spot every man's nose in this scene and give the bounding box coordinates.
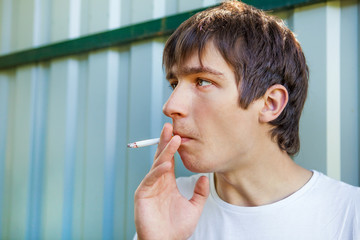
[163,84,190,119]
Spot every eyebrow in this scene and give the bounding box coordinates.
[166,66,225,80]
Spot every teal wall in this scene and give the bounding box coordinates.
[292,1,359,184]
[0,0,359,239]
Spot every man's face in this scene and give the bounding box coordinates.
[163,42,263,173]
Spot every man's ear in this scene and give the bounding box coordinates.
[259,84,288,123]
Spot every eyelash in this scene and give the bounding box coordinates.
[197,78,212,87]
[169,78,212,90]
[169,82,177,90]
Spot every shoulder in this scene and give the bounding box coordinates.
[176,173,210,200]
[315,171,359,194]
[313,171,360,206]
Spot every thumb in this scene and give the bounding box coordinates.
[189,176,210,208]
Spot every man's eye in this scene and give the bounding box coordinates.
[197,79,212,87]
[169,82,178,90]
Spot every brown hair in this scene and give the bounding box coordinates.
[163,0,309,156]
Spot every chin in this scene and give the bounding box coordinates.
[179,150,215,173]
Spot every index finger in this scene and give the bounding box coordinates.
[154,123,173,159]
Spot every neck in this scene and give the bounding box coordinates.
[214,147,312,207]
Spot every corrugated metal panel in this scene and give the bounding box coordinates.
[0,0,220,239]
[0,0,329,70]
[0,0,358,240]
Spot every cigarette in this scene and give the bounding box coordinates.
[127,138,160,148]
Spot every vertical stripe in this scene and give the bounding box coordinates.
[15,0,35,50]
[9,67,33,239]
[103,50,119,240]
[150,42,165,160]
[125,42,153,240]
[103,2,121,239]
[26,65,49,240]
[82,51,106,240]
[108,0,120,29]
[61,59,79,240]
[42,59,67,240]
[71,56,88,240]
[0,0,12,54]
[103,1,121,236]
[292,3,328,172]
[0,71,14,239]
[340,0,359,186]
[62,0,81,237]
[33,0,41,46]
[326,1,341,180]
[0,74,9,238]
[153,0,166,18]
[25,0,50,234]
[69,0,81,39]
[113,49,129,240]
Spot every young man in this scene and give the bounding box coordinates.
[134,1,360,239]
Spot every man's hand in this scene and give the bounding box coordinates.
[134,123,209,240]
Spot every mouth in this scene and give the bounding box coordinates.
[173,131,194,144]
[180,137,192,144]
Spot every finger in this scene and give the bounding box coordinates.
[154,123,173,159]
[138,161,172,191]
[152,135,181,169]
[189,176,210,208]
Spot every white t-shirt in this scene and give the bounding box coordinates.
[176,171,360,240]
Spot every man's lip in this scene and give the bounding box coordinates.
[173,131,193,143]
[180,137,192,144]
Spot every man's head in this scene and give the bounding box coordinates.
[163,0,308,157]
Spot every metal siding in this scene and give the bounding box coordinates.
[61,59,80,240]
[26,64,49,240]
[125,42,155,239]
[10,67,34,239]
[0,1,359,240]
[0,73,10,239]
[113,49,130,240]
[42,59,68,240]
[340,0,359,186]
[292,3,328,173]
[72,55,89,240]
[0,70,15,239]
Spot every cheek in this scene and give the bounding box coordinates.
[205,102,257,155]
[208,101,242,133]
[192,95,244,146]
